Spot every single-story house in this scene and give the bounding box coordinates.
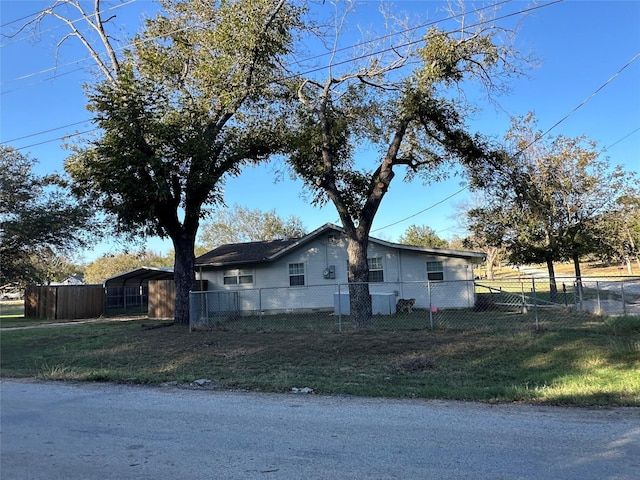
[194,223,485,315]
[49,274,85,286]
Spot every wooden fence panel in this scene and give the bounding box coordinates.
[25,286,56,320]
[56,285,104,320]
[148,280,175,319]
[25,285,104,320]
[148,280,208,320]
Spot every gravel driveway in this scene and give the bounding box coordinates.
[1,380,639,479]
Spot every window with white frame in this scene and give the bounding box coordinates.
[426,261,444,281]
[223,268,253,285]
[368,257,384,283]
[288,263,305,286]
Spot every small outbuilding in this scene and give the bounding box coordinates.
[104,267,174,315]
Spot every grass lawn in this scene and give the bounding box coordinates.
[1,314,638,406]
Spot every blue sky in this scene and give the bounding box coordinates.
[1,0,639,262]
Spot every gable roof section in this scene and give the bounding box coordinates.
[195,238,300,267]
[195,223,485,267]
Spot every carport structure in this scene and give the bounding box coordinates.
[104,267,174,315]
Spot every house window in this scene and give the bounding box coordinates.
[289,263,305,286]
[427,261,444,281]
[368,257,384,283]
[223,269,253,285]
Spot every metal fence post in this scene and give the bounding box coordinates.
[596,281,601,315]
[428,281,433,330]
[259,288,263,328]
[338,283,342,333]
[621,281,627,316]
[532,278,539,331]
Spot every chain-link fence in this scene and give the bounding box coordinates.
[189,277,640,332]
[576,277,640,316]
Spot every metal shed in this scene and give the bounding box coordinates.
[103,267,174,315]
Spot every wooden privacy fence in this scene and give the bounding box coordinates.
[25,285,105,320]
[148,280,208,319]
[148,279,175,319]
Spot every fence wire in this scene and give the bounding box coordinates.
[189,277,640,332]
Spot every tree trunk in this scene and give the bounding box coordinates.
[346,236,372,329]
[572,251,583,299]
[172,232,196,325]
[545,255,558,302]
[485,246,499,280]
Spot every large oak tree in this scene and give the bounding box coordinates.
[55,0,301,324]
[283,2,523,327]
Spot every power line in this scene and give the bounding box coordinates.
[533,51,640,145]
[0,0,136,84]
[0,0,137,48]
[0,8,49,28]
[14,129,95,150]
[2,120,90,144]
[371,122,640,235]
[3,1,635,242]
[2,0,556,149]
[0,67,85,96]
[277,0,562,84]
[603,127,640,152]
[292,0,512,67]
[5,2,635,161]
[0,0,514,88]
[371,186,468,233]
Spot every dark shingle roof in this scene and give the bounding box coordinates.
[194,222,486,268]
[195,238,301,267]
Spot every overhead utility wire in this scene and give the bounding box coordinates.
[511,51,640,157]
[3,120,89,144]
[8,2,635,236]
[1,0,512,87]
[293,0,512,66]
[14,129,96,150]
[371,53,640,234]
[0,0,137,48]
[0,0,511,95]
[3,1,557,149]
[1,9,49,28]
[1,0,137,85]
[371,186,469,233]
[278,0,562,82]
[604,127,640,152]
[371,123,640,235]
[1,67,84,96]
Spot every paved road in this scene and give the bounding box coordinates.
[1,380,639,480]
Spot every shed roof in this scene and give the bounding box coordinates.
[103,267,174,287]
